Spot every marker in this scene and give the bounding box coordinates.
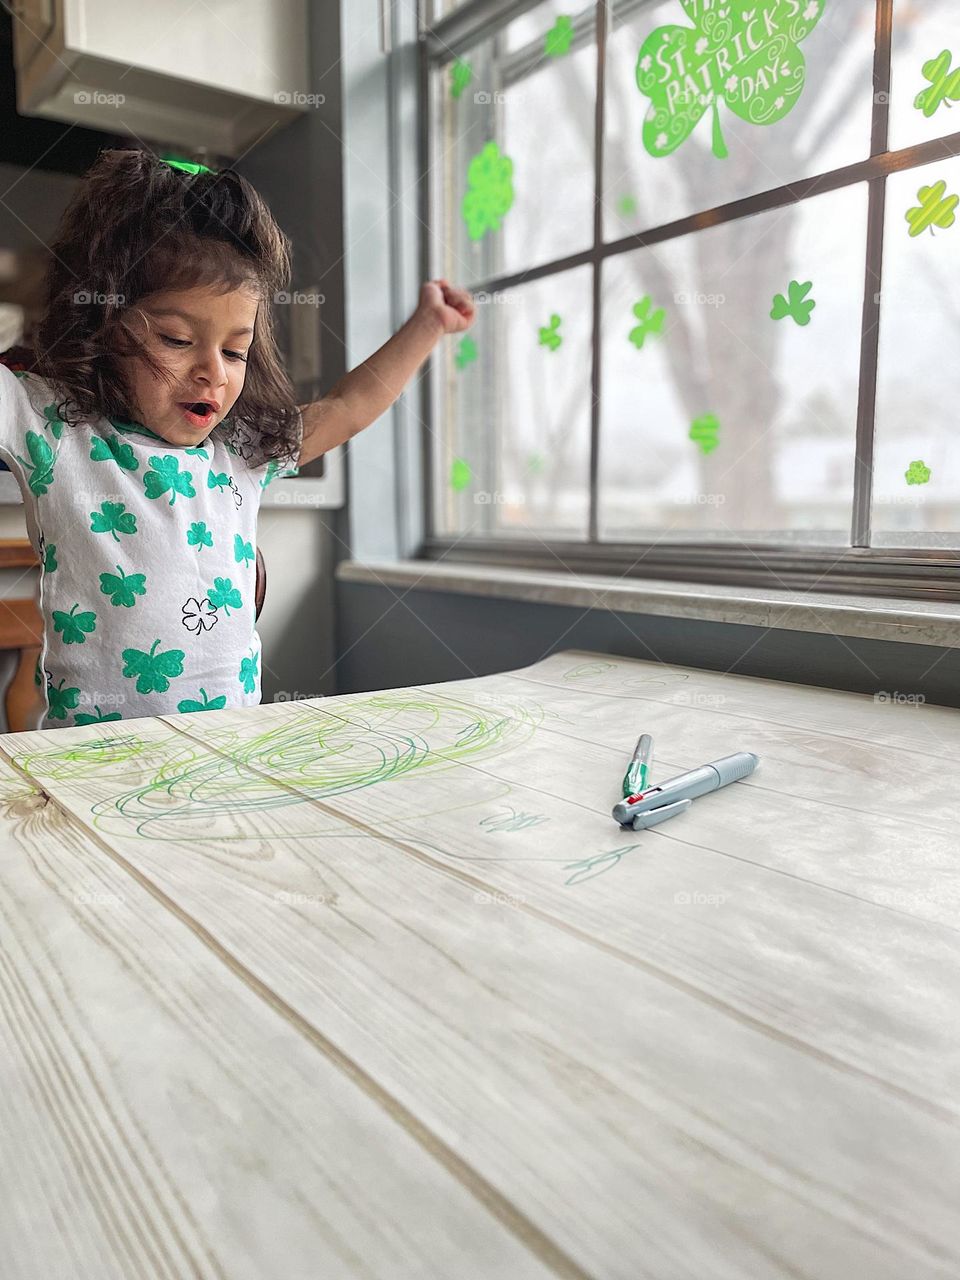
[613,752,759,826]
[630,798,691,831]
[622,732,654,798]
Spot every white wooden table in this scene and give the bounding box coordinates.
[1,649,957,1279]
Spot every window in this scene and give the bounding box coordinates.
[420,0,960,600]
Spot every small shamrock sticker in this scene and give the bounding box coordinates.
[234,534,255,566]
[544,15,574,59]
[121,639,185,695]
[450,59,472,99]
[462,140,515,241]
[450,458,472,492]
[75,706,124,725]
[239,651,259,695]
[144,455,196,505]
[906,180,959,237]
[46,678,81,720]
[905,459,931,486]
[207,577,242,617]
[187,521,213,551]
[182,596,219,634]
[99,564,147,608]
[177,687,228,713]
[52,603,97,645]
[538,314,562,351]
[90,432,138,470]
[454,336,478,370]
[689,413,721,455]
[771,279,816,326]
[629,296,666,350]
[90,501,137,542]
[14,431,55,496]
[915,50,960,119]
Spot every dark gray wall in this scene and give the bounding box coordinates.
[335,581,960,708]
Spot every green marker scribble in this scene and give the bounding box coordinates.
[906,180,959,237]
[462,141,515,241]
[629,295,666,350]
[689,414,720,455]
[771,279,816,326]
[636,0,825,160]
[454,335,477,370]
[450,58,472,99]
[915,50,960,118]
[905,459,931,486]
[544,15,574,58]
[450,457,472,491]
[538,314,562,351]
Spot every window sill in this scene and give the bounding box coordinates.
[335,558,960,650]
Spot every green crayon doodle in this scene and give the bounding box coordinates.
[905,459,931,486]
[771,279,816,326]
[906,180,959,237]
[629,295,665,350]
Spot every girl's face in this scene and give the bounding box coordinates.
[119,284,259,445]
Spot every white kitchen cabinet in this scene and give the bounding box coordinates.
[11,0,311,156]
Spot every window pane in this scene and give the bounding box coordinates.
[431,2,596,287]
[598,184,868,542]
[431,266,593,538]
[872,156,960,548]
[890,0,960,151]
[603,0,875,239]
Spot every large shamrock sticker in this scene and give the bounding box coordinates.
[462,141,515,240]
[121,639,185,695]
[636,1,826,160]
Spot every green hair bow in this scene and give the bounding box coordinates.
[160,157,216,176]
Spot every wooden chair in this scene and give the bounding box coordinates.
[0,542,45,733]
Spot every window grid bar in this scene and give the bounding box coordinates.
[588,0,607,544]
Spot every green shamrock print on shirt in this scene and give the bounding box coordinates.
[188,521,214,551]
[121,639,185,694]
[144,455,196,505]
[42,404,65,439]
[207,577,242,616]
[177,687,228,713]
[91,501,137,542]
[52,603,97,645]
[15,431,55,496]
[100,565,147,608]
[239,651,259,694]
[185,446,209,458]
[234,534,254,566]
[208,469,230,493]
[90,432,139,471]
[43,543,57,572]
[75,706,124,725]
[46,678,81,720]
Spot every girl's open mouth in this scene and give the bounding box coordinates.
[178,402,216,427]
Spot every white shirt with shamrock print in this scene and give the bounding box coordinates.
[0,365,301,729]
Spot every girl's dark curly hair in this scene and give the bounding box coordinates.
[32,147,299,468]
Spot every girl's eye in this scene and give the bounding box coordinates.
[160,335,248,363]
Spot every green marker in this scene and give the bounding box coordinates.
[622,733,653,798]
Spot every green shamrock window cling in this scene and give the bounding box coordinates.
[905,460,931,486]
[629,296,666,349]
[689,413,721,454]
[636,0,826,161]
[771,279,816,326]
[454,336,478,370]
[462,141,515,240]
[538,314,563,351]
[915,51,960,119]
[544,16,574,59]
[906,181,959,237]
[450,59,472,99]
[450,457,472,492]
